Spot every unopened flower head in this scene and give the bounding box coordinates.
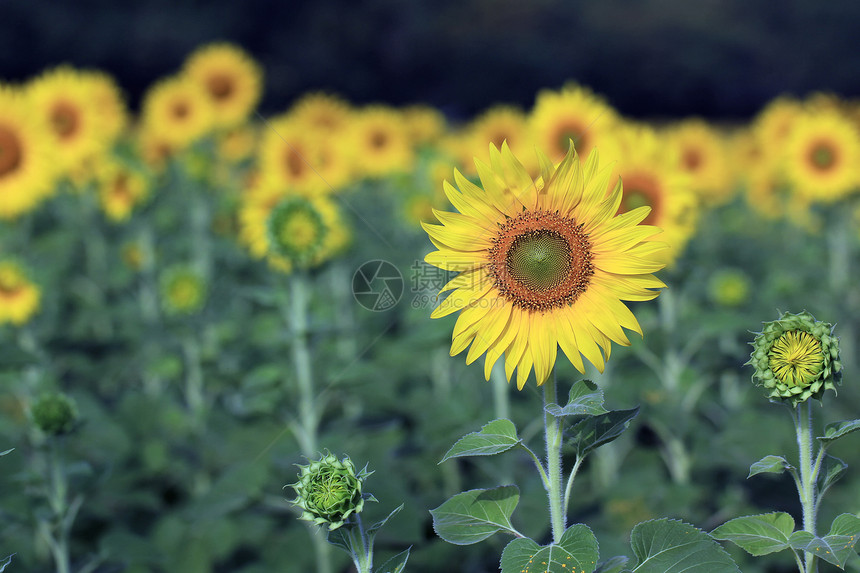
[749,311,842,406]
[288,452,372,530]
[30,392,79,436]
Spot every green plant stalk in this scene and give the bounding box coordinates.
[286,272,331,573]
[349,515,373,573]
[46,441,71,573]
[182,336,205,429]
[491,361,514,485]
[795,401,818,573]
[543,373,565,544]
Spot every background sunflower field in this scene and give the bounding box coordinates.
[2,2,860,572]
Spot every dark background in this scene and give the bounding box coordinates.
[5,0,860,122]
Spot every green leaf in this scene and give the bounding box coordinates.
[0,555,11,572]
[812,513,860,568]
[748,455,795,479]
[430,486,520,545]
[567,407,640,458]
[594,555,629,573]
[0,448,12,457]
[818,454,848,497]
[545,380,608,418]
[500,524,599,573]
[377,547,411,573]
[819,419,860,444]
[327,524,358,555]
[439,419,521,464]
[367,504,404,542]
[631,518,739,572]
[710,513,795,556]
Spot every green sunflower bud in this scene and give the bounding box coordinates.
[30,392,79,436]
[287,452,373,530]
[708,268,751,308]
[748,311,842,406]
[267,197,328,267]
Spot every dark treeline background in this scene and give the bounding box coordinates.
[4,0,860,121]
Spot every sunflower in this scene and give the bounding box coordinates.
[607,125,697,265]
[529,83,619,164]
[288,92,353,135]
[160,265,207,315]
[422,142,667,389]
[0,260,41,326]
[96,160,149,222]
[466,105,537,176]
[184,43,263,129]
[28,66,109,174]
[0,87,57,219]
[402,104,447,146]
[348,106,414,178]
[141,75,215,149]
[79,70,129,144]
[238,179,349,272]
[784,108,860,203]
[666,119,733,205]
[218,124,258,163]
[257,115,352,194]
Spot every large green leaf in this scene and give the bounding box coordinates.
[545,380,608,418]
[710,513,795,556]
[430,486,520,545]
[791,513,860,568]
[377,547,411,573]
[500,524,599,573]
[747,455,795,479]
[439,419,521,463]
[818,419,860,445]
[567,407,639,457]
[631,518,739,572]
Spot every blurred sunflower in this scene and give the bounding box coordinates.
[466,106,537,176]
[184,43,263,129]
[667,120,733,205]
[160,266,207,315]
[348,106,414,177]
[257,115,352,194]
[402,104,448,146]
[0,260,41,326]
[28,66,109,174]
[288,92,353,134]
[141,75,215,150]
[238,179,349,272]
[96,160,149,222]
[0,87,56,219]
[609,125,697,265]
[217,124,258,164]
[784,108,860,203]
[751,96,803,172]
[423,143,666,389]
[80,70,129,144]
[529,83,619,163]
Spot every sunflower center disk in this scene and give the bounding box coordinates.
[488,210,593,312]
[50,101,80,139]
[809,142,836,170]
[0,125,22,178]
[768,330,824,388]
[207,74,235,101]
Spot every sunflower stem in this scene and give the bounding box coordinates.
[491,361,514,484]
[795,400,818,573]
[351,514,373,573]
[543,372,566,544]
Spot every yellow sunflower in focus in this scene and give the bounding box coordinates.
[529,83,619,164]
[608,125,697,265]
[96,160,149,222]
[0,87,56,219]
[288,92,353,134]
[667,120,733,205]
[141,75,215,149]
[184,43,263,129]
[257,115,352,194]
[238,180,349,272]
[28,66,109,173]
[348,106,414,178]
[422,143,667,389]
[784,108,860,203]
[0,261,41,326]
